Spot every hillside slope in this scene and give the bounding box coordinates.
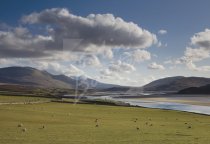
[143,76,210,92]
[0,67,115,89]
[178,84,210,94]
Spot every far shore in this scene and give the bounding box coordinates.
[136,97,210,106]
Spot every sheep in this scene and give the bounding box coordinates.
[22,128,27,132]
[18,123,23,127]
[136,127,140,130]
[188,126,192,129]
[95,119,98,123]
[133,118,138,122]
[95,124,99,127]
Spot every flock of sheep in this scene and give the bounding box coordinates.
[17,117,192,133]
[17,123,45,132]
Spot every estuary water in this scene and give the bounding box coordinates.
[115,98,210,115]
[87,95,210,115]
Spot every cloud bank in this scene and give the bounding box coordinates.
[178,29,210,72]
[6,8,157,58]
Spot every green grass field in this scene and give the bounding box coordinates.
[0,95,51,103]
[0,95,210,144]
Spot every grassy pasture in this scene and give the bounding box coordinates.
[0,95,210,144]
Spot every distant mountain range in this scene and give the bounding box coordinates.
[0,67,116,89]
[178,84,210,94]
[143,76,210,92]
[0,67,210,93]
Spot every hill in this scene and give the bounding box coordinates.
[0,67,73,88]
[0,67,116,90]
[1,67,210,93]
[143,76,210,92]
[178,84,210,94]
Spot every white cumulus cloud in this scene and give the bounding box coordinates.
[21,8,158,52]
[158,29,167,35]
[123,49,151,62]
[76,54,101,67]
[178,29,210,72]
[148,62,165,70]
[109,60,136,73]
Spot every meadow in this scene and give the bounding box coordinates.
[0,95,51,104]
[0,95,210,144]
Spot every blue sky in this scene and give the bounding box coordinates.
[0,0,210,86]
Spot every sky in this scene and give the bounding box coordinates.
[0,0,210,86]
